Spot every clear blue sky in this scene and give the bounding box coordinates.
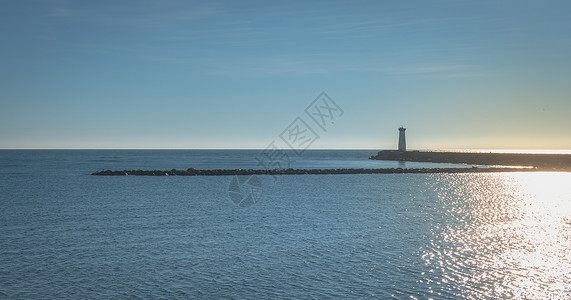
[1,0,570,149]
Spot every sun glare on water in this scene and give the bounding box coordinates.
[422,172,571,298]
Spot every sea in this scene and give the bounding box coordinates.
[1,150,570,299]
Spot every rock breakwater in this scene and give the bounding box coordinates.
[92,167,541,176]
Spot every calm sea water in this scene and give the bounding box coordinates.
[1,150,570,299]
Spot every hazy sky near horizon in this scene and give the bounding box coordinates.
[1,0,570,149]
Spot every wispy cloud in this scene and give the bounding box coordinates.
[44,1,228,27]
[388,64,486,78]
[48,7,78,17]
[206,57,328,76]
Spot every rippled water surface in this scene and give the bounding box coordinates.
[1,150,570,299]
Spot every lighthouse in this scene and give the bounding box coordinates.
[398,126,406,152]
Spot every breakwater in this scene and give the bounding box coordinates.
[92,167,541,176]
[370,150,571,170]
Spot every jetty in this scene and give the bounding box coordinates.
[369,150,571,170]
[91,166,556,176]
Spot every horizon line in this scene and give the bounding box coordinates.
[1,148,571,153]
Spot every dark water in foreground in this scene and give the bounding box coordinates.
[1,150,570,299]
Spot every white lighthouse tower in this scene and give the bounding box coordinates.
[398,126,406,152]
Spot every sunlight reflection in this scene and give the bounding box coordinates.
[422,172,571,298]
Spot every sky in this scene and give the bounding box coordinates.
[1,0,570,149]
